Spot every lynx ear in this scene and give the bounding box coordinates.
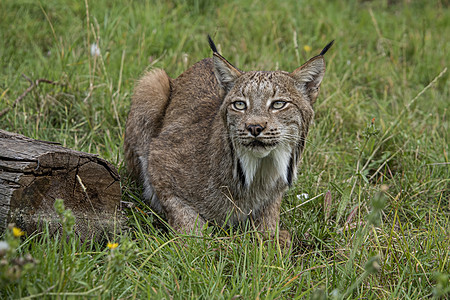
[208,35,242,92]
[291,40,334,104]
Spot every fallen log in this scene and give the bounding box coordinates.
[0,130,123,242]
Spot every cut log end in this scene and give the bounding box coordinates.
[0,130,124,242]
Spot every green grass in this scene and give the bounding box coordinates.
[1,0,449,298]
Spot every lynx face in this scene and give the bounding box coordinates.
[210,36,330,187]
[219,71,315,188]
[224,72,313,160]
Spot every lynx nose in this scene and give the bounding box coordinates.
[246,124,265,137]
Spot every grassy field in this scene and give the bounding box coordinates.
[1,0,449,298]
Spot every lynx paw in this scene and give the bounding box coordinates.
[276,229,291,249]
[261,229,291,250]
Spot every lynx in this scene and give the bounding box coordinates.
[124,36,333,244]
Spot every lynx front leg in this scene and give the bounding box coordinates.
[163,196,207,235]
[254,195,291,248]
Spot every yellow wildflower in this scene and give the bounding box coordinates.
[107,242,119,249]
[303,45,312,52]
[12,227,25,237]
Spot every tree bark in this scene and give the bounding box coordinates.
[0,130,123,242]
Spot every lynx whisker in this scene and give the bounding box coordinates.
[280,134,317,149]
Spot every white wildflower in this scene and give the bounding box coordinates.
[0,241,10,253]
[296,193,309,201]
[90,43,101,57]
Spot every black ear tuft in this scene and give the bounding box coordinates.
[208,35,219,53]
[209,36,242,92]
[319,40,335,56]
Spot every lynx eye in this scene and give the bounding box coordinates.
[232,101,247,111]
[271,100,287,110]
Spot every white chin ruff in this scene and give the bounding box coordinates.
[237,145,292,187]
[250,148,271,158]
